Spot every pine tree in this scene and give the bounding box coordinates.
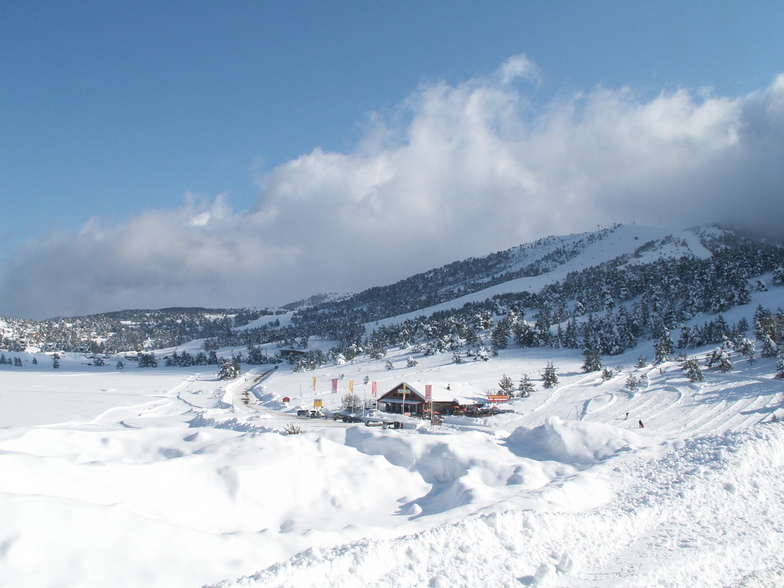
[776,348,784,379]
[518,373,535,398]
[541,362,559,389]
[581,347,602,372]
[563,318,579,349]
[498,374,514,396]
[677,325,691,349]
[680,356,704,382]
[737,338,756,365]
[654,329,673,365]
[761,334,779,359]
[217,358,241,380]
[773,266,784,286]
[491,319,510,351]
[707,347,732,373]
[138,352,157,368]
[625,373,639,392]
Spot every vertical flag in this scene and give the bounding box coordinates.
[349,379,354,393]
[332,378,338,394]
[425,384,432,402]
[371,381,377,397]
[312,376,317,391]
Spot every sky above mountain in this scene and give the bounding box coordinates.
[2,1,784,319]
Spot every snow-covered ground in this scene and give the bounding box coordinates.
[2,332,784,587]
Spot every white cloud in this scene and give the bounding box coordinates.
[2,56,784,318]
[497,54,539,86]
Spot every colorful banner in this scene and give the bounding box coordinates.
[332,378,338,394]
[371,381,377,397]
[348,379,354,393]
[312,376,317,391]
[425,384,432,402]
[487,394,510,402]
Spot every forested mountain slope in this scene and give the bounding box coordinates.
[2,224,783,365]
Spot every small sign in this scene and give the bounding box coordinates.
[314,399,323,408]
[487,394,510,402]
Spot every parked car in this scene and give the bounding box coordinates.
[297,409,326,419]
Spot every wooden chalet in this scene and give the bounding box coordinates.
[377,382,484,416]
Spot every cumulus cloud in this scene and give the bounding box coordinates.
[2,55,784,318]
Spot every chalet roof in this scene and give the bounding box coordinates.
[380,381,484,405]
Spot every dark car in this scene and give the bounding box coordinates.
[297,409,326,418]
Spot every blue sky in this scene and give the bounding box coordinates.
[2,1,784,318]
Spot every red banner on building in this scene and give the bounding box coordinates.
[487,394,510,402]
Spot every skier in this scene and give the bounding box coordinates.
[638,420,644,428]
[624,412,629,420]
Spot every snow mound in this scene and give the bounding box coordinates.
[210,424,784,588]
[505,417,659,466]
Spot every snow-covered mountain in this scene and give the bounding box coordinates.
[2,223,784,587]
[3,223,782,357]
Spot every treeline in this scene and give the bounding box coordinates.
[0,307,278,354]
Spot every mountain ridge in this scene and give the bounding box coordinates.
[2,223,783,358]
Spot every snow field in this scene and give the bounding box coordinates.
[1,335,784,587]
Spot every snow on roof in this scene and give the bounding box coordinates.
[384,381,484,404]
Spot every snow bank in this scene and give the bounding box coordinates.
[505,417,660,465]
[210,424,784,588]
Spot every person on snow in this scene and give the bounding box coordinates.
[638,420,644,428]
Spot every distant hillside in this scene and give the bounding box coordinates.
[287,223,779,325]
[2,224,783,365]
